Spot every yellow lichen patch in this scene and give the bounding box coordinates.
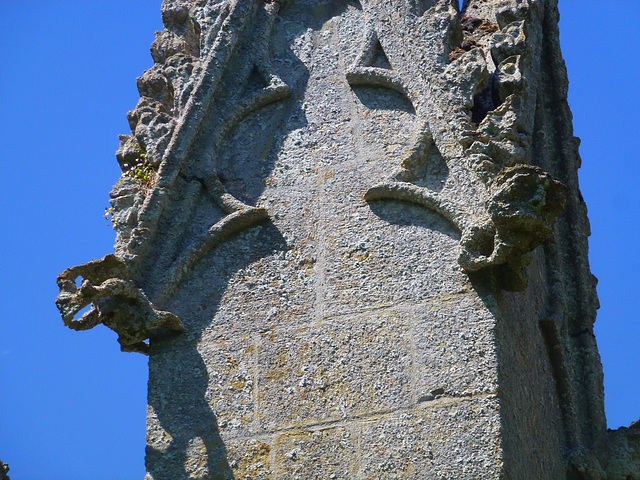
[323,169,336,179]
[273,427,358,478]
[228,439,272,479]
[230,377,248,390]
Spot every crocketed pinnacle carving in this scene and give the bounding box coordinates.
[56,0,638,478]
[348,0,566,290]
[111,0,290,271]
[56,255,183,354]
[58,0,292,351]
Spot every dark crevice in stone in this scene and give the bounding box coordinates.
[471,79,495,125]
[246,65,268,93]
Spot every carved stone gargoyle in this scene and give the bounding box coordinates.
[55,254,183,354]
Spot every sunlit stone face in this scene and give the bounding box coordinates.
[146,2,499,478]
[209,0,465,316]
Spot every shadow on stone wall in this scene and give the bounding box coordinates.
[146,221,288,480]
[142,3,360,478]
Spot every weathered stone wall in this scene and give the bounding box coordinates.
[56,0,640,478]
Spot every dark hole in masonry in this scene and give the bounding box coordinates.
[471,82,495,124]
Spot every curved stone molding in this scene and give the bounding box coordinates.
[346,0,566,291]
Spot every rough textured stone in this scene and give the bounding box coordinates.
[56,254,183,354]
[359,398,501,479]
[57,0,640,478]
[273,426,359,478]
[256,310,414,430]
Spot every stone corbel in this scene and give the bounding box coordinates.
[55,254,183,354]
[459,164,567,290]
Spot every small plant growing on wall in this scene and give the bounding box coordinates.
[122,145,155,189]
[103,207,116,228]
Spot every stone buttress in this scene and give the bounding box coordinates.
[56,0,640,478]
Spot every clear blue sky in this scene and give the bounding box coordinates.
[1,1,638,479]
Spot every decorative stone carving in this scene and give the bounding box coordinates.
[56,0,639,478]
[341,1,568,290]
[56,254,183,354]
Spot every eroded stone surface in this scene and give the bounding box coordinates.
[55,254,183,354]
[359,398,502,479]
[256,310,414,430]
[57,0,630,478]
[226,439,273,480]
[273,426,359,479]
[411,295,499,399]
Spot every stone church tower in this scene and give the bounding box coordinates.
[57,0,639,478]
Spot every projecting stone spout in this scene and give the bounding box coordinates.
[56,254,183,354]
